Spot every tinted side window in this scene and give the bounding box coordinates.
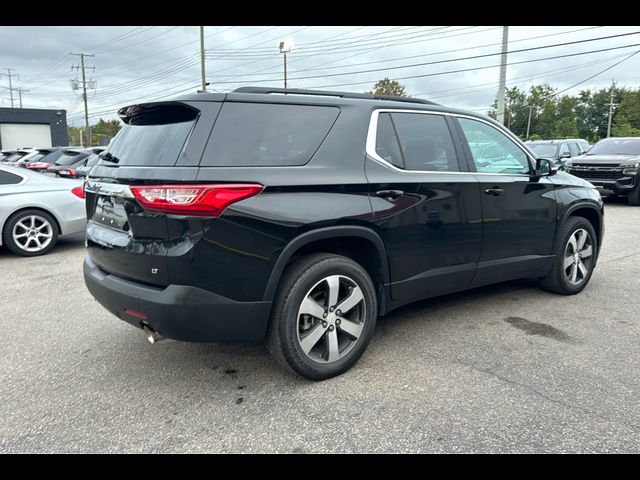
[375,112,459,172]
[559,143,571,157]
[202,103,339,167]
[0,170,23,185]
[458,118,531,175]
[375,113,403,169]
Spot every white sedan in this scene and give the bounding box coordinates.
[0,165,86,256]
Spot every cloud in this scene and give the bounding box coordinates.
[1,26,638,124]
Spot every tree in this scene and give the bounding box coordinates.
[366,78,407,97]
[66,118,122,146]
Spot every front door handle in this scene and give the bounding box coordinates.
[375,190,404,200]
[483,187,505,197]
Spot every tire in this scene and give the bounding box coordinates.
[627,186,640,206]
[2,209,59,257]
[267,253,378,381]
[539,216,597,295]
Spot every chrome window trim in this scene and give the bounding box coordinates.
[365,108,536,176]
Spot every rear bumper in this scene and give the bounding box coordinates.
[83,256,272,343]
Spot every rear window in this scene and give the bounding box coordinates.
[4,153,26,162]
[85,153,101,168]
[201,102,339,167]
[56,152,88,166]
[104,103,198,167]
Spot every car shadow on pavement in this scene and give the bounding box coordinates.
[91,278,544,387]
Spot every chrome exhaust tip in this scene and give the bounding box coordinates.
[142,325,165,344]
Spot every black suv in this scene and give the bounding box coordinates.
[83,87,604,380]
[564,137,640,205]
[526,139,588,169]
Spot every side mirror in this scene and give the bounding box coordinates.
[560,152,571,159]
[536,158,557,177]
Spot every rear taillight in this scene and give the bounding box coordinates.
[130,184,264,217]
[71,186,85,199]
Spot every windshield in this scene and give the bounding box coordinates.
[588,139,640,156]
[528,144,558,158]
[55,152,88,166]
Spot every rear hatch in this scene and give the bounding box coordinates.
[85,101,210,286]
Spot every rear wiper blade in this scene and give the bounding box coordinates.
[99,152,120,164]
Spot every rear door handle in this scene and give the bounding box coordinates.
[375,190,404,200]
[483,187,505,197]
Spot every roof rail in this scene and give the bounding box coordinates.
[233,86,437,105]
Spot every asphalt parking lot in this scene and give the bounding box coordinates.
[1,198,639,453]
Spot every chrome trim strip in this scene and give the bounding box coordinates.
[85,181,134,198]
[365,108,536,177]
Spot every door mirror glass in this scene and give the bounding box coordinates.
[536,158,557,176]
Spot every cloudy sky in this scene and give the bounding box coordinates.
[1,25,639,126]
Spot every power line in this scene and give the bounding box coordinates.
[211,30,640,86]
[553,49,640,96]
[304,40,640,90]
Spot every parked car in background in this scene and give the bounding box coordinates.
[1,149,33,165]
[59,147,105,178]
[526,139,586,168]
[46,148,90,177]
[83,87,604,380]
[0,165,86,256]
[25,146,84,172]
[564,137,640,205]
[560,138,590,153]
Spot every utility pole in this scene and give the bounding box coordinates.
[1,68,19,108]
[606,81,618,138]
[16,88,29,108]
[496,26,509,125]
[199,26,207,92]
[71,53,95,147]
[525,105,536,139]
[279,40,292,89]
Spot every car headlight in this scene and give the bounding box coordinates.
[564,160,573,170]
[620,162,639,175]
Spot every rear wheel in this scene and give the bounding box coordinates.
[267,253,377,381]
[539,217,597,295]
[2,209,59,257]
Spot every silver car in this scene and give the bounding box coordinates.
[0,165,86,256]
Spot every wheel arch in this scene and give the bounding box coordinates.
[263,226,390,310]
[558,202,603,257]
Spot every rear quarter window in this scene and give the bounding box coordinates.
[201,103,340,167]
[0,170,23,185]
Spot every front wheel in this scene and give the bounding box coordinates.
[539,217,597,295]
[627,186,640,206]
[267,253,378,381]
